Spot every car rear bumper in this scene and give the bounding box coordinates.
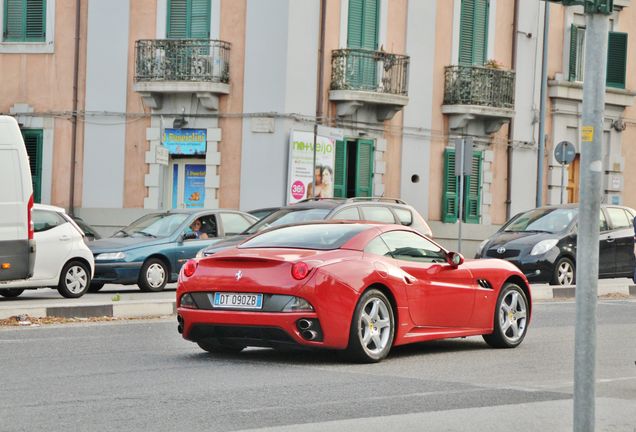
[92,261,143,285]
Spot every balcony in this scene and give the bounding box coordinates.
[329,48,409,121]
[442,65,516,134]
[133,39,231,110]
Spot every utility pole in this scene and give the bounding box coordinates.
[545,1,612,431]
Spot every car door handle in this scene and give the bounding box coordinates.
[605,237,615,243]
[59,235,71,241]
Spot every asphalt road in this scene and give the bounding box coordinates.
[1,299,635,432]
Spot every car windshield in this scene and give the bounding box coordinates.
[244,208,332,234]
[114,213,190,238]
[240,224,367,250]
[503,208,576,234]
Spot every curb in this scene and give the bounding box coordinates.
[531,283,636,300]
[0,299,176,320]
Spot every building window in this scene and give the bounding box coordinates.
[458,0,489,66]
[3,0,46,42]
[569,25,627,89]
[442,147,482,224]
[22,129,43,203]
[347,0,379,88]
[334,139,374,198]
[167,0,210,39]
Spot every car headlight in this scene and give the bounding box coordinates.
[476,239,489,256]
[95,252,126,261]
[530,239,558,256]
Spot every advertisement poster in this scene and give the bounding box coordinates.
[163,128,207,155]
[184,164,206,208]
[287,130,336,204]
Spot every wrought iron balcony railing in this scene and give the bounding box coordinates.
[330,48,409,95]
[443,65,515,109]
[134,39,231,83]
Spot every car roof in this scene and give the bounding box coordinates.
[278,197,411,211]
[33,203,66,213]
[528,204,636,212]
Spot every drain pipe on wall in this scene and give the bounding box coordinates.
[506,0,520,219]
[68,0,81,216]
[311,0,327,195]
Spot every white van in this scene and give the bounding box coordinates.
[0,115,36,282]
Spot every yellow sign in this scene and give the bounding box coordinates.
[581,126,594,142]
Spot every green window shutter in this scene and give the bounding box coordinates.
[464,151,482,224]
[190,0,210,39]
[167,0,209,39]
[361,0,378,50]
[355,139,374,197]
[22,129,43,203]
[569,25,578,81]
[459,0,488,65]
[442,148,458,223]
[606,31,627,89]
[347,0,364,48]
[347,0,378,89]
[4,0,45,42]
[333,140,347,198]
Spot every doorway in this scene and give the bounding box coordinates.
[566,155,580,203]
[168,159,206,209]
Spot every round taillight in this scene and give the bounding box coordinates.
[291,262,310,280]
[183,260,198,278]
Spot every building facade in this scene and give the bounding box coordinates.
[1,0,634,252]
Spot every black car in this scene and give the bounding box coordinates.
[475,204,636,285]
[197,197,432,257]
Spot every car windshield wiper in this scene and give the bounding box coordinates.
[114,229,129,237]
[136,231,156,237]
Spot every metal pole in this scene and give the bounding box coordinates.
[536,1,550,208]
[312,123,318,198]
[561,163,566,204]
[574,11,609,432]
[457,139,464,253]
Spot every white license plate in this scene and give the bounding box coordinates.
[212,292,263,309]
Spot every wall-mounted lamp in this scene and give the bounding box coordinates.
[173,116,188,129]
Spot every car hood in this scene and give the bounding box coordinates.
[88,236,169,253]
[484,231,558,250]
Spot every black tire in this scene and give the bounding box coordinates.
[483,283,529,349]
[345,289,395,363]
[88,282,105,293]
[197,340,245,354]
[0,288,25,298]
[57,260,91,298]
[138,258,169,292]
[551,256,575,286]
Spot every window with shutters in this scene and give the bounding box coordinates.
[442,147,482,224]
[458,0,489,66]
[167,0,210,39]
[3,0,46,42]
[334,139,374,199]
[569,25,627,89]
[22,129,43,203]
[347,0,379,88]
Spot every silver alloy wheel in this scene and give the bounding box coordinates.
[557,260,574,285]
[498,290,528,343]
[64,265,88,294]
[357,297,392,356]
[146,263,166,289]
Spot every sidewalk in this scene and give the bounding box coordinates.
[1,279,635,321]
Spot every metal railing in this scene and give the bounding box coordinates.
[330,48,409,95]
[443,65,515,109]
[134,39,231,83]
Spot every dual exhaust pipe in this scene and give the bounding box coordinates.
[297,318,320,341]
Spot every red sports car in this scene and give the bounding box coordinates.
[176,222,532,362]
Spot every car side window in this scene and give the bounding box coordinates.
[364,236,392,257]
[380,230,446,263]
[198,215,218,237]
[359,206,396,224]
[606,207,631,230]
[219,213,252,236]
[33,210,67,233]
[599,211,608,232]
[332,207,360,220]
[393,207,413,226]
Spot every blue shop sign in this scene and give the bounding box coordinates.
[163,128,207,155]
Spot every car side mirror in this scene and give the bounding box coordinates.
[182,232,197,241]
[446,251,464,268]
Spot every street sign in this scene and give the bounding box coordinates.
[554,140,576,164]
[454,137,473,176]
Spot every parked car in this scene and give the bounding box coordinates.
[0,204,95,299]
[71,216,102,241]
[88,209,258,292]
[475,204,636,285]
[197,197,432,257]
[177,221,531,362]
[247,206,281,221]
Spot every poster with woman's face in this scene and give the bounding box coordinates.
[287,131,336,204]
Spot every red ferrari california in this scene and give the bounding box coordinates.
[176,222,532,362]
